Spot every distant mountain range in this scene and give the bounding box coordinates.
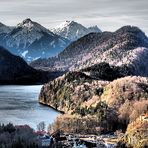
[0,19,100,62]
[0,19,70,62]
[31,26,148,77]
[51,20,101,41]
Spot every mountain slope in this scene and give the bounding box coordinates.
[38,26,148,135]
[39,71,148,134]
[51,21,101,41]
[0,22,13,34]
[40,74,148,114]
[31,26,148,76]
[0,46,63,84]
[0,19,69,62]
[0,46,37,84]
[39,71,109,113]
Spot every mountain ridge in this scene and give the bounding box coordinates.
[51,20,101,41]
[0,18,70,62]
[31,25,148,77]
[0,19,101,62]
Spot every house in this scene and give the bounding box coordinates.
[39,134,51,147]
[36,131,53,147]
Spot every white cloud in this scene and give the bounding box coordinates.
[0,0,148,35]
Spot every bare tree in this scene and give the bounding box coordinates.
[37,121,45,131]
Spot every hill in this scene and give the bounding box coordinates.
[0,46,63,84]
[39,70,148,133]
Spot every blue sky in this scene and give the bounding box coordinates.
[0,0,148,34]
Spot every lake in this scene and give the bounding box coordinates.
[0,85,59,130]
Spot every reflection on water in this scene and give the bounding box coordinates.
[0,85,59,130]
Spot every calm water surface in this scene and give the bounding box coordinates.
[0,85,59,130]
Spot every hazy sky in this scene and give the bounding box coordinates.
[0,0,148,34]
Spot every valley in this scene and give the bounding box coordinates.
[0,20,147,148]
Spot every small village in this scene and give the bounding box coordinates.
[37,132,120,148]
[36,113,148,148]
[36,127,124,148]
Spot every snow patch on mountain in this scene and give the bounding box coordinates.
[51,21,101,41]
[31,26,148,77]
[0,19,69,62]
[8,18,54,49]
[22,50,28,57]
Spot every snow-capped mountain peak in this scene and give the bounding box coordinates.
[22,18,32,24]
[0,19,69,62]
[51,21,101,41]
[17,18,53,35]
[17,18,34,28]
[9,19,48,48]
[56,20,75,29]
[52,20,85,33]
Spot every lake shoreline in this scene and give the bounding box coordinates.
[39,101,65,114]
[0,85,59,129]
